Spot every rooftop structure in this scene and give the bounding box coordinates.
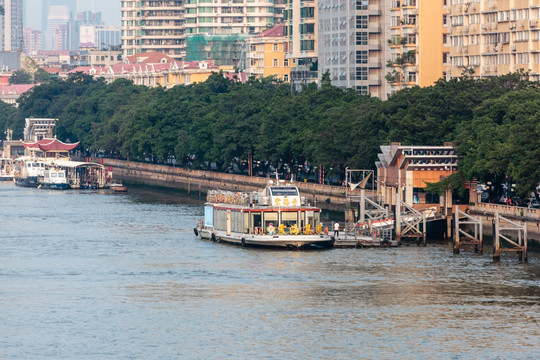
[376,142,457,209]
[24,118,58,142]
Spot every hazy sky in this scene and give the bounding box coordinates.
[25,0,121,28]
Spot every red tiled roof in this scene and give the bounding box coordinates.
[255,25,284,38]
[42,67,61,74]
[0,84,35,95]
[127,52,175,64]
[22,138,79,152]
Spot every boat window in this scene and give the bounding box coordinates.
[270,187,299,197]
[58,173,65,178]
[51,173,57,178]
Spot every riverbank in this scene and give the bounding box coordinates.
[98,158,368,211]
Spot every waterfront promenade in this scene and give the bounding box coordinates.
[99,158,365,211]
[100,158,540,242]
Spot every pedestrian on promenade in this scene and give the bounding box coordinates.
[334,222,340,238]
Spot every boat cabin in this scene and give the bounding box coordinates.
[205,183,323,236]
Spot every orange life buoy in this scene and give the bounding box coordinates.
[259,227,263,235]
[217,194,224,202]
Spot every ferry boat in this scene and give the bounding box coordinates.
[0,156,15,181]
[194,180,335,249]
[14,158,47,187]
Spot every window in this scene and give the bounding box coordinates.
[356,32,368,45]
[356,50,368,64]
[356,15,368,29]
[356,67,368,80]
[284,74,289,82]
[273,43,279,51]
[284,59,289,66]
[356,0,368,10]
[273,58,279,67]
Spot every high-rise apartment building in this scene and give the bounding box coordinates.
[121,0,186,60]
[284,0,318,91]
[184,0,277,36]
[23,27,43,54]
[318,0,392,98]
[45,5,69,50]
[447,0,540,81]
[386,0,447,94]
[122,0,281,61]
[1,0,24,51]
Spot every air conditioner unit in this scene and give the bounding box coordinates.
[530,20,539,28]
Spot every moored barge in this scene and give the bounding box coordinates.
[195,180,335,249]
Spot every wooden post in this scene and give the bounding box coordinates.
[493,210,500,262]
[524,225,528,262]
[453,207,460,254]
[188,179,191,196]
[479,217,483,255]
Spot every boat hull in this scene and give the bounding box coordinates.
[0,176,13,181]
[196,227,334,249]
[40,183,70,190]
[15,176,40,188]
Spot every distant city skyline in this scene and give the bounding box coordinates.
[25,0,121,29]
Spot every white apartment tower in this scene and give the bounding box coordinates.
[184,0,278,36]
[121,0,186,60]
[122,0,280,61]
[318,0,392,98]
[1,0,24,51]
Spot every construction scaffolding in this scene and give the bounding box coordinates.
[186,34,248,67]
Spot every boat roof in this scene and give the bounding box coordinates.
[50,160,104,168]
[208,203,321,212]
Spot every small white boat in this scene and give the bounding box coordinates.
[194,180,335,249]
[40,167,70,190]
[0,156,15,181]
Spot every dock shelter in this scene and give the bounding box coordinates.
[49,159,109,189]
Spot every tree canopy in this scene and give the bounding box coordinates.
[0,71,538,197]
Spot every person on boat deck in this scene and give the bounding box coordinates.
[268,223,275,235]
[334,222,340,238]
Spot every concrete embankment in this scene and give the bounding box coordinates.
[468,203,540,244]
[100,158,360,211]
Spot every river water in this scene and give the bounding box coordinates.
[1,183,539,359]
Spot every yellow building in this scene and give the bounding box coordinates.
[447,0,540,81]
[245,25,291,81]
[387,0,447,93]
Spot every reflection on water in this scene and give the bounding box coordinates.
[0,182,539,359]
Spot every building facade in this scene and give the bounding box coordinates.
[245,25,291,81]
[447,0,540,81]
[183,0,279,36]
[1,0,24,51]
[121,0,186,60]
[385,0,447,94]
[318,0,392,98]
[23,27,42,55]
[284,0,319,91]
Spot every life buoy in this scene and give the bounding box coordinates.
[217,194,224,202]
[258,228,264,235]
[381,240,390,248]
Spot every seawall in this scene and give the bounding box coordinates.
[101,158,364,211]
